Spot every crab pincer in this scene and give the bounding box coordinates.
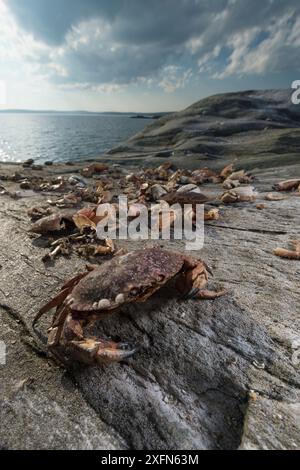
[34,247,226,366]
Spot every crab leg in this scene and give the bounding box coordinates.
[274,240,300,260]
[33,271,90,327]
[185,288,227,300]
[33,287,71,327]
[44,305,74,366]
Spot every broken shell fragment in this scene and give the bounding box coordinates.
[221,186,258,203]
[30,211,76,234]
[219,163,235,180]
[73,214,97,231]
[220,163,253,186]
[20,180,32,190]
[161,191,211,206]
[151,202,183,232]
[150,184,167,201]
[204,208,220,221]
[222,178,240,190]
[265,193,287,201]
[274,240,300,260]
[231,186,258,201]
[192,168,220,184]
[77,239,115,258]
[27,206,53,221]
[273,179,300,192]
[229,170,253,183]
[68,175,87,187]
[42,245,62,262]
[220,190,239,204]
[176,184,201,194]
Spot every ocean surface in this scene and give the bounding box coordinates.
[0,113,153,163]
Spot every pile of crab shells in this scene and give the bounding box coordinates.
[24,160,300,263]
[25,162,256,262]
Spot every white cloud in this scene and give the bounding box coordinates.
[158,66,193,93]
[0,0,49,82]
[0,1,48,61]
[214,27,260,79]
[59,81,125,94]
[214,12,300,78]
[214,4,298,79]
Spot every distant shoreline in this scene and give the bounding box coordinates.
[0,109,171,117]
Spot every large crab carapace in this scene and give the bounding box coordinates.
[34,247,225,366]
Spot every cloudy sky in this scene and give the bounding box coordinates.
[0,0,299,111]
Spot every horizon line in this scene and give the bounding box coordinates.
[0,108,172,115]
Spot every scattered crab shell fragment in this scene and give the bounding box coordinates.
[191,168,220,184]
[27,206,53,221]
[77,239,115,257]
[176,184,201,194]
[265,193,287,201]
[204,208,220,221]
[161,191,211,207]
[220,163,235,180]
[30,211,76,234]
[221,186,258,203]
[150,184,167,201]
[222,179,240,190]
[273,179,300,192]
[73,214,96,231]
[274,240,300,260]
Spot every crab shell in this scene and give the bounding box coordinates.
[30,211,76,234]
[67,247,189,313]
[273,179,300,192]
[161,191,211,207]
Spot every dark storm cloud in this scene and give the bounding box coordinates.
[7,0,227,47]
[6,0,123,44]
[5,0,300,88]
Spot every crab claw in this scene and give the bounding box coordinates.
[96,341,139,364]
[177,258,227,301]
[69,339,139,364]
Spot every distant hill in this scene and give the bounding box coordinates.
[105,89,300,170]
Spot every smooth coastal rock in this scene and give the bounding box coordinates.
[0,89,299,449]
[105,89,300,171]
